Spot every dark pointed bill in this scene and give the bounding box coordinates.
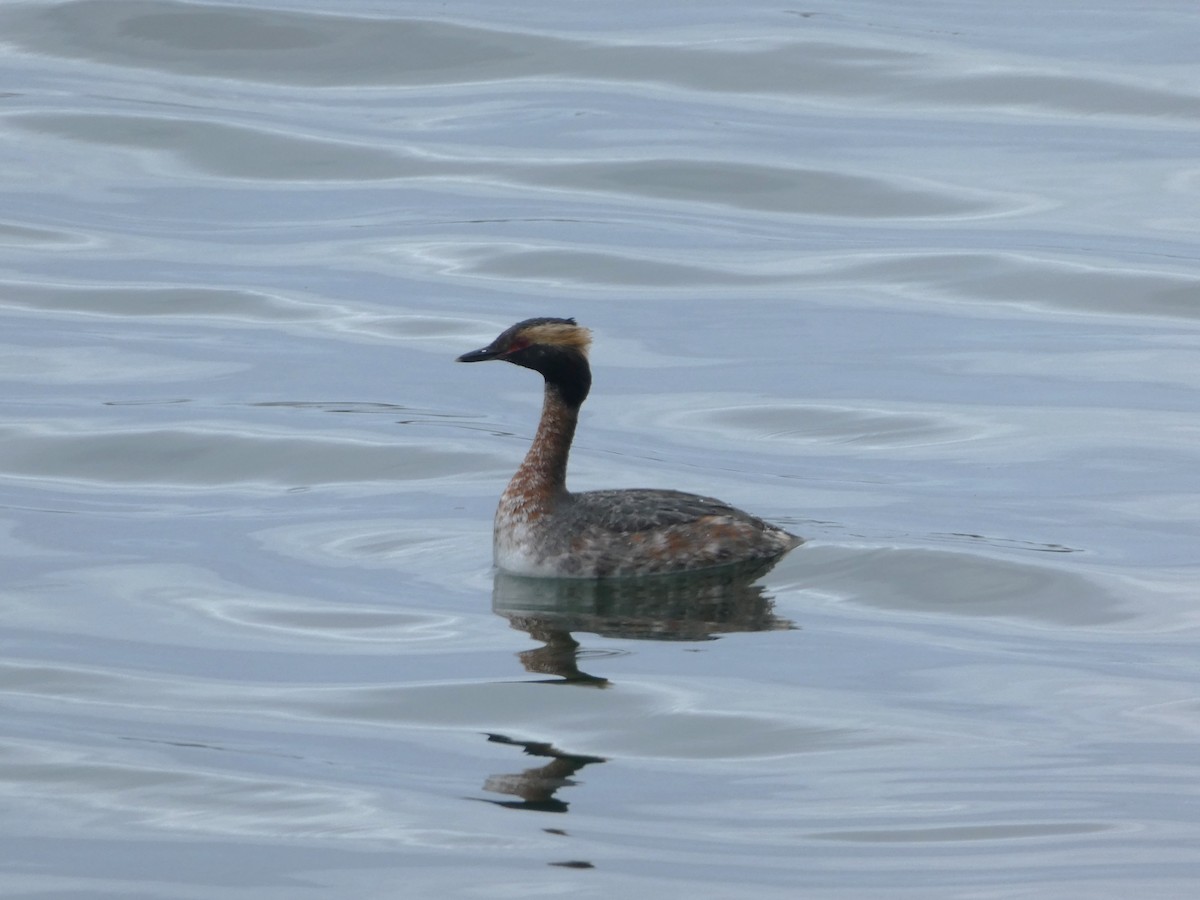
[456,344,503,363]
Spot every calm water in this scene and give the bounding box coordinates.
[3,1,1199,897]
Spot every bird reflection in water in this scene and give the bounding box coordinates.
[476,558,794,863]
[492,556,796,684]
[478,733,606,814]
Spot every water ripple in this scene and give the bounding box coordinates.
[10,1,1200,125]
[0,421,496,488]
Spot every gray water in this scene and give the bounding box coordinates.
[3,1,1199,897]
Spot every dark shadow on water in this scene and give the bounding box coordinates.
[492,557,795,684]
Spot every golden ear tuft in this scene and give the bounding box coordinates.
[522,322,592,353]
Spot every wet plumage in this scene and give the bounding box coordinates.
[458,317,801,578]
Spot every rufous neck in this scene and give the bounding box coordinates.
[513,383,579,496]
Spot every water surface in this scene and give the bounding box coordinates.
[2,1,1199,897]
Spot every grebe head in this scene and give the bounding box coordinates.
[457,317,593,407]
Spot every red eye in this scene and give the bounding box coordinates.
[505,338,530,353]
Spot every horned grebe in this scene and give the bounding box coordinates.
[458,317,802,578]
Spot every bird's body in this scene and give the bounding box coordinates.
[458,317,801,578]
